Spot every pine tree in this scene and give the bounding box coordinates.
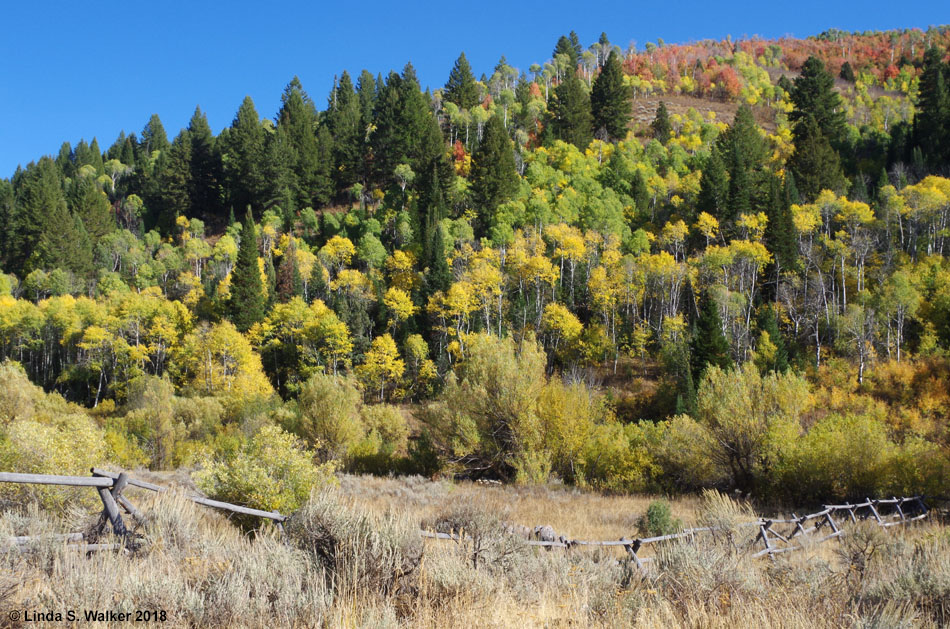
[69,175,115,244]
[651,101,671,145]
[187,107,223,221]
[141,114,170,155]
[547,73,593,149]
[221,96,266,215]
[326,71,364,196]
[553,35,579,69]
[278,77,331,209]
[444,52,479,110]
[690,294,731,380]
[590,51,630,141]
[424,221,452,296]
[146,132,192,233]
[790,56,847,149]
[914,47,950,167]
[229,209,266,332]
[56,142,75,179]
[716,105,768,223]
[697,149,730,220]
[764,172,798,273]
[755,305,789,373]
[0,179,13,269]
[788,117,846,201]
[9,157,66,273]
[470,114,519,230]
[839,61,855,83]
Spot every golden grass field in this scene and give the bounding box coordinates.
[1,473,948,628]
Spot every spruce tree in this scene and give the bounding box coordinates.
[0,179,13,269]
[790,56,847,149]
[788,117,846,201]
[553,35,580,69]
[697,149,730,220]
[651,101,671,145]
[141,114,170,155]
[690,293,731,380]
[839,61,855,83]
[470,114,519,230]
[278,77,331,209]
[444,52,479,110]
[69,175,115,244]
[187,107,223,221]
[146,132,192,233]
[755,305,789,373]
[914,47,950,167]
[326,71,364,196]
[590,51,630,141]
[548,73,593,149]
[228,210,266,331]
[10,157,69,273]
[764,172,798,273]
[56,142,76,179]
[221,96,266,215]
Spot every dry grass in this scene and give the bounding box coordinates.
[1,475,948,627]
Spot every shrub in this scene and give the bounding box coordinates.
[637,500,682,537]
[286,491,423,594]
[194,424,336,524]
[293,372,364,461]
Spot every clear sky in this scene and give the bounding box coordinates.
[1,1,945,177]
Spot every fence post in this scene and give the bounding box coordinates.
[866,498,884,525]
[94,471,128,537]
[621,537,644,570]
[894,497,906,523]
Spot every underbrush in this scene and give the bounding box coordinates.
[1,478,949,627]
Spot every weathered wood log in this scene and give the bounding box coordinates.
[3,533,84,545]
[0,472,113,487]
[97,486,127,536]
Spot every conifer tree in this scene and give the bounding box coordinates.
[547,73,593,149]
[278,77,331,208]
[788,117,846,201]
[221,96,266,214]
[0,179,13,269]
[839,61,855,83]
[651,101,671,145]
[141,114,169,155]
[590,51,630,141]
[424,221,452,297]
[69,175,115,244]
[146,132,192,233]
[914,47,949,167]
[755,305,789,373]
[444,52,479,110]
[697,149,730,220]
[790,56,847,149]
[690,293,731,380]
[764,172,798,273]
[276,241,302,302]
[56,142,76,179]
[187,107,223,221]
[10,157,69,273]
[553,35,579,69]
[470,114,519,230]
[326,71,364,195]
[229,209,266,332]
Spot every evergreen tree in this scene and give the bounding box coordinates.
[9,157,65,273]
[146,132,192,233]
[278,77,331,209]
[444,52,479,110]
[0,179,13,269]
[590,51,630,141]
[56,142,75,179]
[221,96,266,215]
[839,61,856,83]
[265,251,277,308]
[690,293,731,380]
[651,101,671,145]
[790,56,847,149]
[262,125,298,217]
[716,105,768,223]
[764,172,799,273]
[276,241,302,302]
[470,114,519,230]
[69,175,115,244]
[424,221,452,297]
[914,47,950,167]
[229,209,266,332]
[553,35,579,69]
[697,149,730,220]
[141,114,169,155]
[357,70,377,132]
[788,117,846,201]
[187,107,224,221]
[755,305,789,373]
[547,73,593,149]
[326,71,364,196]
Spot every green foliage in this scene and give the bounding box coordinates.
[194,423,335,523]
[229,210,265,331]
[651,101,672,145]
[590,51,630,142]
[548,74,593,149]
[444,52,479,110]
[637,500,682,537]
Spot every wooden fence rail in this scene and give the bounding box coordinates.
[0,470,930,569]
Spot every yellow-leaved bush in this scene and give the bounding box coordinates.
[193,424,336,522]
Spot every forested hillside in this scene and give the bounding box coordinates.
[2,27,950,506]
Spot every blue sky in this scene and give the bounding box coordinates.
[1,1,945,177]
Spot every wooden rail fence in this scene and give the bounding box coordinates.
[419,496,929,569]
[0,468,288,551]
[0,470,930,568]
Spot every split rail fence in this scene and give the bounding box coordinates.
[0,469,931,568]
